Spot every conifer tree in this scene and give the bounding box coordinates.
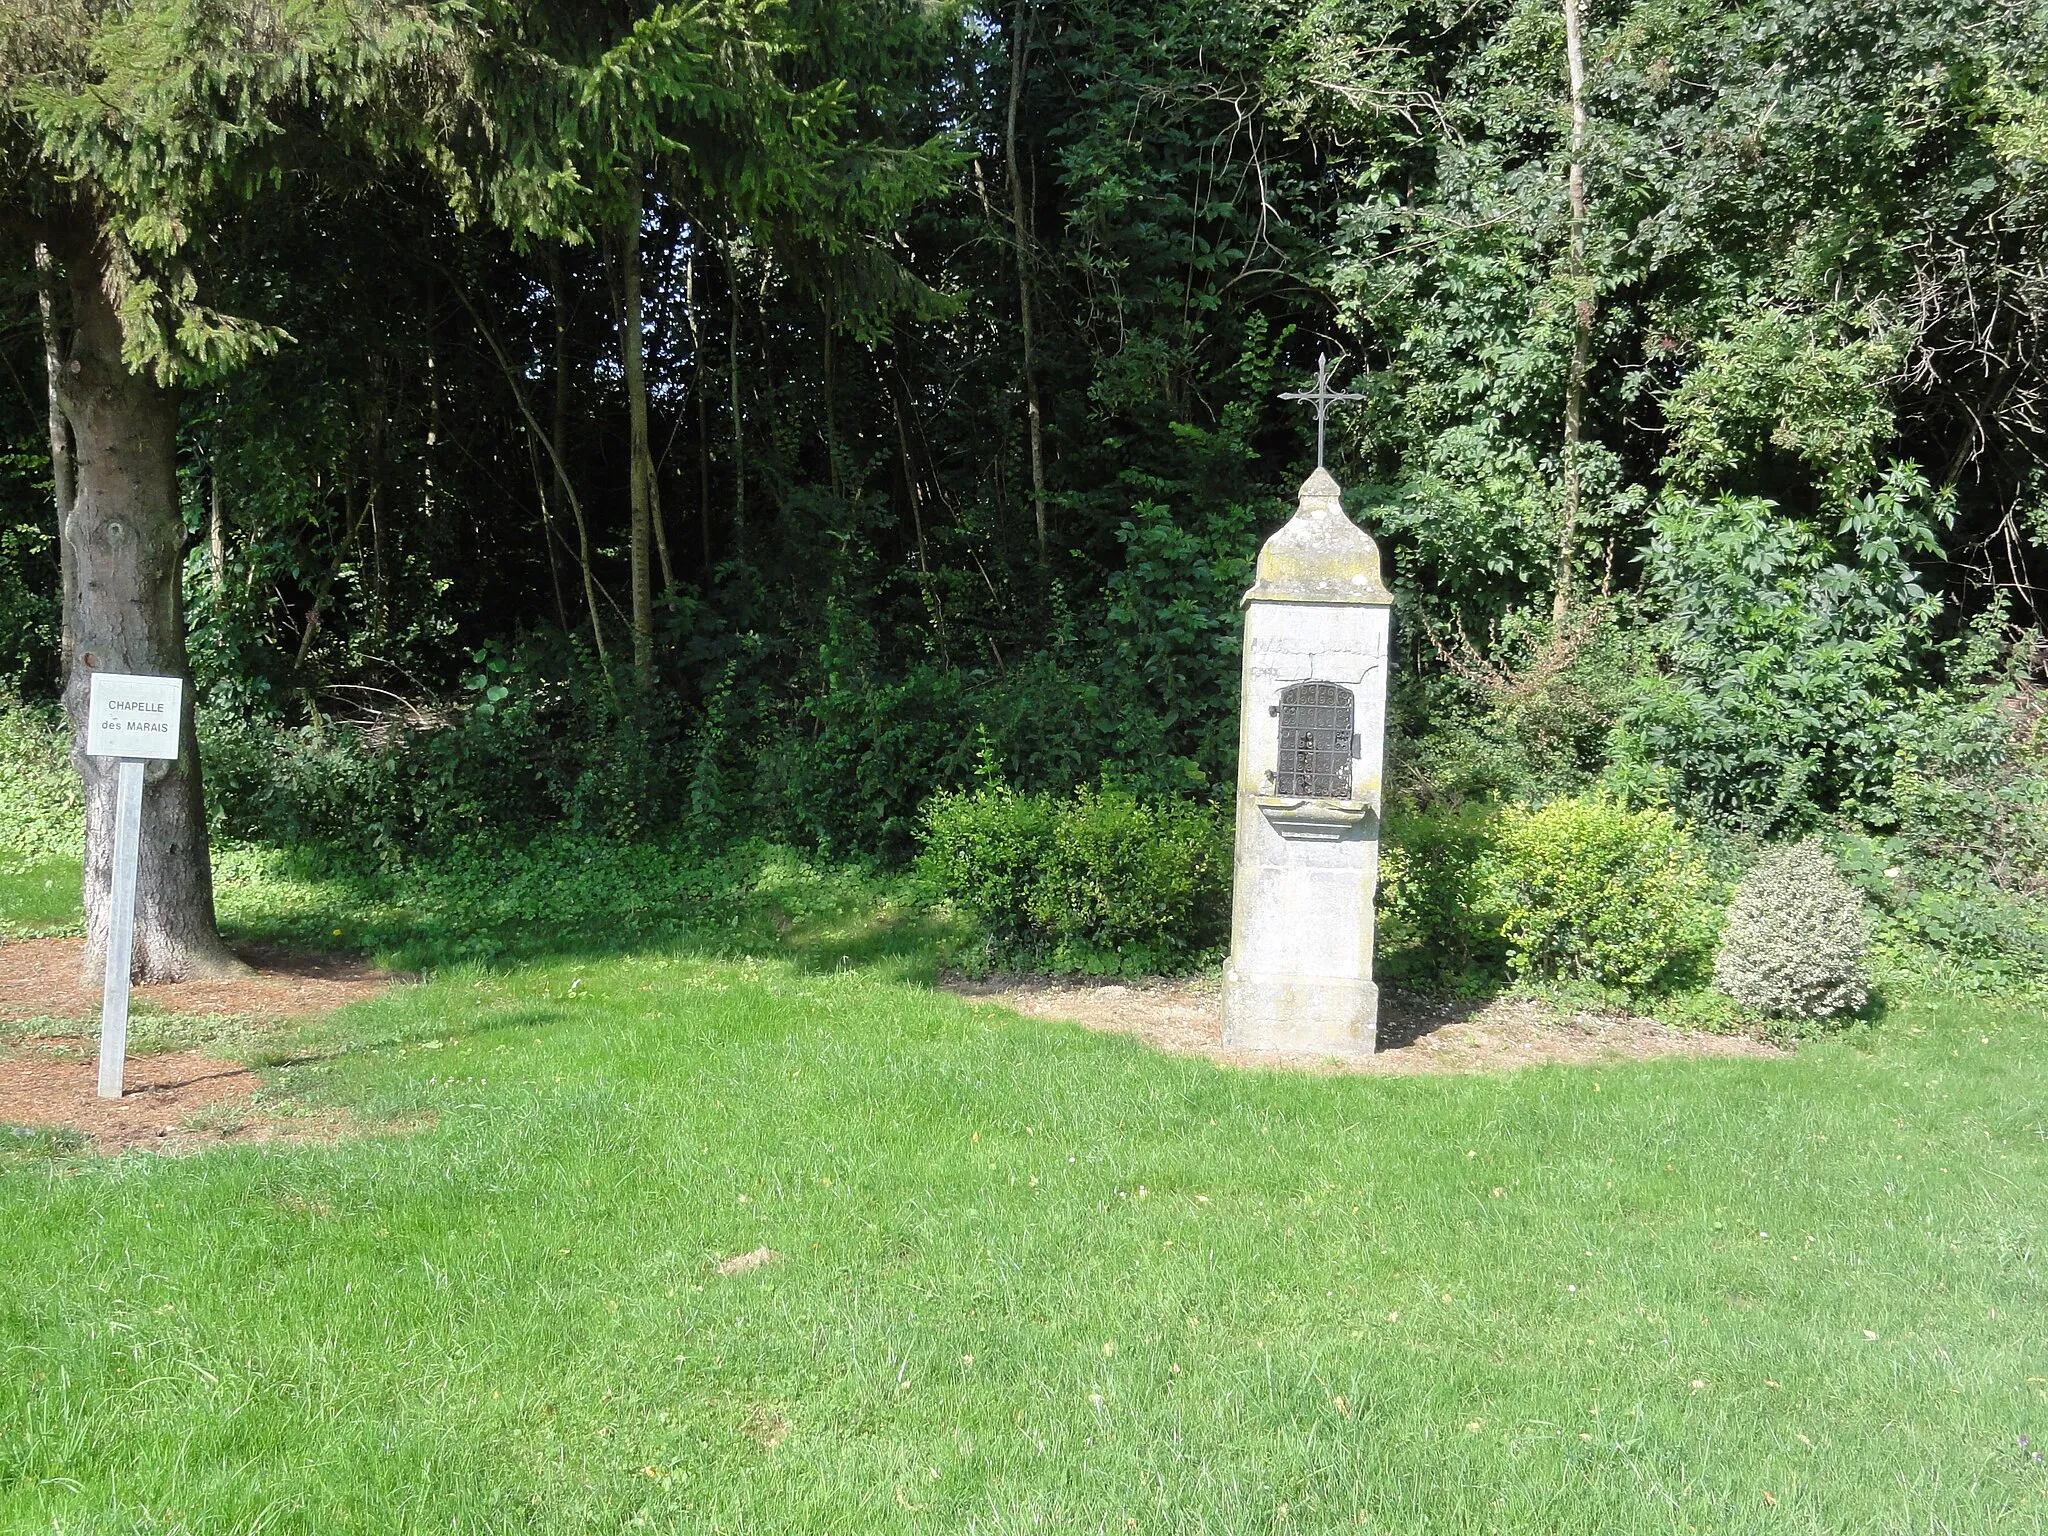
[2,0,950,975]
[1,1,446,978]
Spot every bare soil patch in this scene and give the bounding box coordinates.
[0,1049,349,1154]
[741,1404,790,1452]
[0,937,396,1153]
[0,937,393,1026]
[948,973,1781,1074]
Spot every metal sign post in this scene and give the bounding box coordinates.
[84,671,184,1100]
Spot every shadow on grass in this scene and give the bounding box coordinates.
[250,1003,581,1071]
[7,838,964,1103]
[204,833,964,981]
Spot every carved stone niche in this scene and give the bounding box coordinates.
[1222,467,1393,1055]
[1256,679,1372,840]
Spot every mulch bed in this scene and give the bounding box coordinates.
[0,937,396,1154]
[0,937,391,1025]
[948,974,1782,1075]
[0,1050,273,1154]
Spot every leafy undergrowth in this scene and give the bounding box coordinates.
[223,834,962,976]
[0,857,82,939]
[0,694,82,941]
[1,941,2043,1531]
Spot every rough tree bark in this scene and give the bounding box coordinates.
[207,461,225,592]
[1554,0,1592,624]
[50,231,242,981]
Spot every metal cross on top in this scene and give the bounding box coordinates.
[1279,352,1367,469]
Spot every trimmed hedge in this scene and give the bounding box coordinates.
[918,784,1228,973]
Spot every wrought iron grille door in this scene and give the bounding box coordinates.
[1275,682,1355,798]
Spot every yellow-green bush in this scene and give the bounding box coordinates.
[1486,796,1719,994]
[914,783,1060,951]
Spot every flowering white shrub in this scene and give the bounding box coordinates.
[1713,838,1869,1019]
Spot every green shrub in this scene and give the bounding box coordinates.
[1629,470,1952,832]
[1828,660,2048,996]
[1485,796,1718,994]
[915,784,1060,949]
[1388,607,1656,811]
[917,783,1227,972]
[1377,805,1509,990]
[1029,787,1230,969]
[200,645,695,864]
[1713,838,1869,1019]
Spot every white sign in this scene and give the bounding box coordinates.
[86,672,185,761]
[84,670,184,1097]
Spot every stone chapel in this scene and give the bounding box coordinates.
[1220,466,1393,1054]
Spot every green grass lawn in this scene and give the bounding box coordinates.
[2,854,2046,1532]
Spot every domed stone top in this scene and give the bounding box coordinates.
[1242,468,1393,607]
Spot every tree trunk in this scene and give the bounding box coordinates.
[686,252,711,569]
[36,243,78,697]
[727,242,745,552]
[1007,0,1049,557]
[822,296,844,500]
[424,274,440,523]
[618,186,656,679]
[208,463,226,592]
[364,356,388,638]
[55,237,241,982]
[525,428,571,631]
[548,247,608,664]
[886,364,950,666]
[1554,0,1592,624]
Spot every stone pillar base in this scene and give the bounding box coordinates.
[1220,968,1378,1055]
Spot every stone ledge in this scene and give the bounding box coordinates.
[1254,796,1378,841]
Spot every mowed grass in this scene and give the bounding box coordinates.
[1,939,2045,1534]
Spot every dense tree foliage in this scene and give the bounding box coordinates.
[6,0,2048,880]
[1,0,468,976]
